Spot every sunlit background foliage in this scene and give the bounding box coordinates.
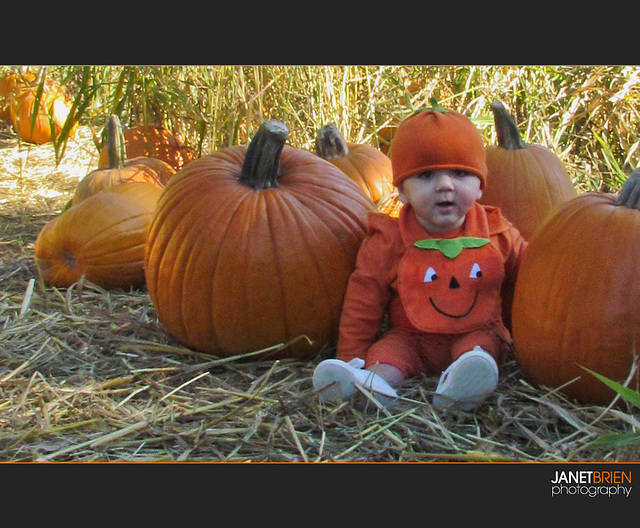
[4,65,640,193]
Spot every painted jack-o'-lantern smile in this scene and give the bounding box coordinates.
[398,236,505,333]
[423,262,482,318]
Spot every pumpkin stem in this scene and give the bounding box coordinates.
[239,120,289,189]
[490,101,526,151]
[315,123,349,160]
[106,115,126,169]
[616,169,640,210]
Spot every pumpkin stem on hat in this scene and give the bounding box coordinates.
[239,120,289,190]
[315,123,349,160]
[106,114,126,170]
[427,97,449,113]
[413,97,450,116]
[490,101,526,151]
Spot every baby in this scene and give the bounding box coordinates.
[313,107,527,411]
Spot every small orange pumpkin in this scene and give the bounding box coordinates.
[376,125,398,156]
[512,185,640,405]
[10,79,76,144]
[35,182,163,290]
[72,116,175,206]
[315,123,395,206]
[98,124,196,171]
[480,101,577,241]
[145,120,375,359]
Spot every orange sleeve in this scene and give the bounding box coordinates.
[336,214,401,362]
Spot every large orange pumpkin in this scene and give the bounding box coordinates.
[9,79,76,144]
[98,124,196,171]
[145,120,376,359]
[315,123,395,205]
[480,101,577,241]
[72,116,175,205]
[512,189,640,405]
[35,182,163,290]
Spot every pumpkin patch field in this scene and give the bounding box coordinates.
[1,66,640,463]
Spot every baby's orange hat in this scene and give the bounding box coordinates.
[390,108,488,188]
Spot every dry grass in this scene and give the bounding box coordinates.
[1,120,639,463]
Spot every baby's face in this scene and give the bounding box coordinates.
[398,170,482,234]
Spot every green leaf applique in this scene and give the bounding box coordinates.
[414,237,490,259]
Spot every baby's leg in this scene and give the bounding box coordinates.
[450,328,510,365]
[432,330,507,411]
[365,362,406,387]
[366,328,452,381]
[312,357,398,406]
[312,329,424,406]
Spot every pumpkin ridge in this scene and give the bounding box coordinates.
[261,193,292,345]
[200,187,259,350]
[80,212,154,252]
[529,151,557,228]
[560,204,618,367]
[82,242,147,264]
[289,177,372,206]
[148,176,248,349]
[287,165,375,213]
[214,195,254,351]
[345,154,378,199]
[289,189,369,255]
[160,223,205,347]
[194,188,253,348]
[273,191,340,326]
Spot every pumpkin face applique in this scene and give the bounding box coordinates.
[397,237,505,333]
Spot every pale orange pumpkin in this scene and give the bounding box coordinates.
[315,123,395,205]
[10,79,76,144]
[98,124,196,171]
[35,182,163,290]
[72,116,175,205]
[480,101,577,241]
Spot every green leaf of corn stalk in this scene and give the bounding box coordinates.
[582,365,640,449]
[590,431,640,449]
[29,67,47,137]
[593,131,627,188]
[581,365,640,408]
[52,66,100,165]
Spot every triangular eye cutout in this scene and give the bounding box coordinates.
[424,267,438,282]
[469,263,482,279]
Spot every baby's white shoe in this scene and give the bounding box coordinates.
[313,358,398,406]
[433,347,498,411]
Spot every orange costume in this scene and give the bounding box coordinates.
[314,106,528,410]
[336,201,527,378]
